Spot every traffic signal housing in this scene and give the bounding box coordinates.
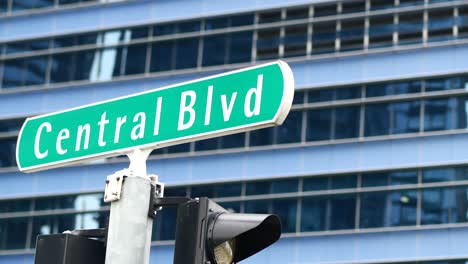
[173,197,281,264]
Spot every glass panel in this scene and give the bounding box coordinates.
[228,31,252,64]
[360,191,388,228]
[308,89,334,102]
[398,0,424,7]
[421,187,453,225]
[390,190,417,226]
[312,21,336,54]
[249,127,275,146]
[371,0,395,10]
[366,80,421,97]
[277,111,302,144]
[362,170,418,187]
[12,0,54,11]
[271,179,298,193]
[391,100,421,134]
[257,28,280,60]
[293,90,305,104]
[0,199,30,213]
[336,86,361,100]
[76,32,98,46]
[341,0,365,14]
[426,76,468,92]
[175,38,198,69]
[424,97,455,131]
[30,215,54,248]
[219,133,245,149]
[0,138,16,167]
[459,7,468,38]
[398,12,424,45]
[284,25,308,58]
[454,96,468,129]
[258,11,282,24]
[203,35,227,66]
[369,15,395,48]
[167,143,190,154]
[2,218,28,250]
[0,118,25,133]
[6,39,49,55]
[205,17,229,30]
[272,199,297,233]
[124,26,149,41]
[428,8,454,42]
[23,56,47,86]
[2,58,25,88]
[423,167,468,183]
[307,108,332,141]
[286,8,309,20]
[213,183,242,198]
[230,14,254,27]
[74,49,99,81]
[244,200,270,214]
[301,196,327,231]
[123,44,147,75]
[153,207,176,240]
[330,174,357,189]
[334,106,360,139]
[151,41,175,72]
[35,197,57,211]
[329,194,356,230]
[177,20,201,34]
[50,52,75,83]
[219,202,241,213]
[340,18,364,51]
[314,3,337,17]
[195,138,218,151]
[154,23,177,36]
[246,181,269,195]
[365,103,391,136]
[303,176,329,191]
[0,1,7,13]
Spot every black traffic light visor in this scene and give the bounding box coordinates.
[208,213,281,262]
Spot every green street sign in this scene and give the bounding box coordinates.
[16,61,295,172]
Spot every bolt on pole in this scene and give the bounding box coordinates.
[104,149,159,264]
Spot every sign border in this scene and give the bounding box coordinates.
[16,60,295,173]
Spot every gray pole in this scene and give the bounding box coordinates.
[105,149,157,264]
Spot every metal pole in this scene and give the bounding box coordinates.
[105,149,155,264]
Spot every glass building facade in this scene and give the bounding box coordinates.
[2,0,468,263]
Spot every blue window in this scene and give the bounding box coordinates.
[249,127,275,146]
[314,3,337,17]
[424,97,455,131]
[303,176,329,191]
[365,103,391,136]
[167,143,190,154]
[455,96,468,129]
[362,170,418,187]
[30,216,54,248]
[2,56,48,88]
[0,118,25,133]
[258,11,281,24]
[230,14,254,27]
[257,28,280,60]
[164,187,187,197]
[428,8,454,42]
[370,0,395,11]
[0,1,7,13]
[421,187,453,225]
[390,190,417,226]
[154,23,177,36]
[244,200,270,214]
[153,207,177,240]
[277,111,302,144]
[286,8,309,20]
[195,138,218,151]
[177,20,201,34]
[336,86,362,100]
[6,39,49,55]
[307,108,332,141]
[334,106,360,139]
[50,52,75,83]
[301,196,327,231]
[360,192,388,228]
[150,41,174,72]
[308,89,334,102]
[12,0,54,11]
[205,17,229,30]
[398,12,424,45]
[398,0,424,7]
[330,194,356,230]
[203,35,227,66]
[272,199,297,233]
[391,101,421,134]
[330,174,357,189]
[0,218,29,250]
[293,90,305,104]
[213,183,242,198]
[175,38,198,69]
[123,44,147,75]
[219,133,245,149]
[312,22,336,54]
[0,139,16,168]
[339,18,364,51]
[458,7,468,38]
[342,0,365,14]
[369,14,395,48]
[422,167,468,183]
[366,81,421,97]
[284,25,308,58]
[246,179,298,195]
[0,199,30,213]
[426,76,468,92]
[228,31,252,64]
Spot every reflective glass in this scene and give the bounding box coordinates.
[258,11,282,24]
[228,31,252,64]
[167,143,190,154]
[124,26,149,40]
[303,176,329,191]
[426,76,468,92]
[257,28,280,60]
[230,14,254,27]
[271,179,298,193]
[307,108,332,141]
[23,56,47,86]
[12,0,54,11]
[330,194,356,230]
[428,8,454,42]
[307,89,334,103]
[286,8,309,20]
[0,217,28,250]
[175,38,198,69]
[334,106,360,139]
[459,7,468,38]
[0,139,16,167]
[203,35,227,67]
[213,183,242,198]
[312,21,336,54]
[398,12,424,45]
[366,81,421,97]
[369,15,395,48]
[153,23,177,36]
[342,1,365,14]
[421,187,454,225]
[74,50,99,81]
[391,101,421,134]
[0,118,25,133]
[0,1,7,13]
[284,25,308,57]
[423,167,468,183]
[340,18,364,51]
[314,3,337,17]
[205,17,229,30]
[0,199,30,213]
[249,127,275,146]
[330,174,357,189]
[2,59,26,88]
[164,187,187,197]
[123,44,147,75]
[30,216,55,248]
[365,103,391,136]
[301,196,327,231]
[219,133,245,149]
[362,170,418,187]
[150,41,175,72]
[424,97,455,131]
[153,207,176,240]
[191,185,215,198]
[370,0,395,10]
[50,52,75,83]
[272,199,297,233]
[336,86,362,100]
[53,35,76,48]
[277,111,302,144]
[195,138,218,151]
[360,192,388,228]
[398,0,424,7]
[455,96,468,129]
[177,20,201,34]
[390,190,417,226]
[293,90,305,104]
[59,0,81,4]
[35,197,57,211]
[76,32,98,46]
[244,200,270,214]
[246,181,270,195]
[6,39,49,55]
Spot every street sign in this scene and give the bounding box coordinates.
[16,60,295,173]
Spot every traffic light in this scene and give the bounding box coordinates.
[173,197,281,264]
